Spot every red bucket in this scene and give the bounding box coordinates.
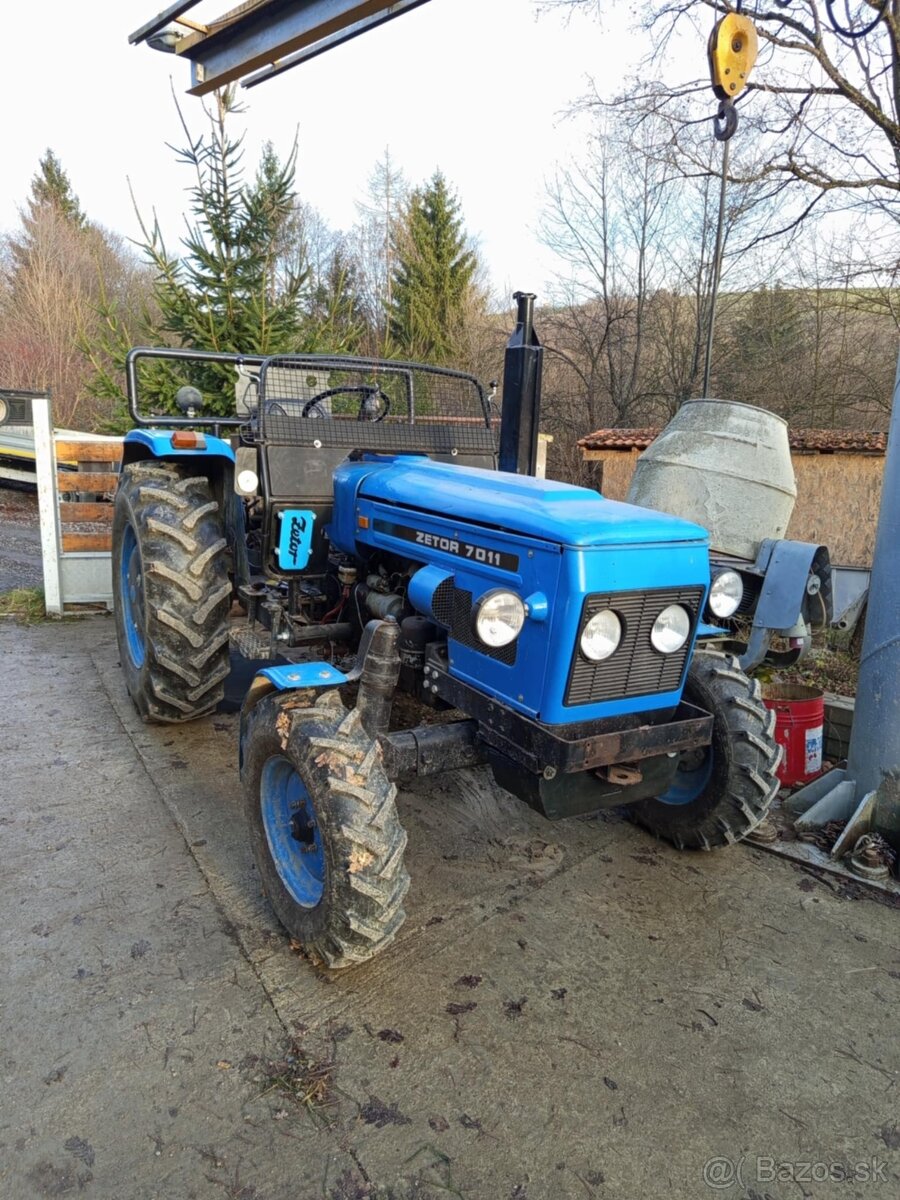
[762,683,825,788]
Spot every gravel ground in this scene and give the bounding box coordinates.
[0,483,42,592]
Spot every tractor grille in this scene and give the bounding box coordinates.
[565,587,704,706]
[432,578,517,666]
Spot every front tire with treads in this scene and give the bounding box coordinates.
[241,690,410,969]
[630,650,781,850]
[112,461,231,723]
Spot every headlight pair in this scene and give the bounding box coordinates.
[580,603,693,661]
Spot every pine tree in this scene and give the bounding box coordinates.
[87,90,319,419]
[29,150,85,227]
[8,150,87,278]
[389,171,480,364]
[148,89,307,369]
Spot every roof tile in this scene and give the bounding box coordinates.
[578,427,886,454]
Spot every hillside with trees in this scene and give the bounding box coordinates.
[1,6,897,476]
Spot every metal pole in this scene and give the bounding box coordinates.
[789,344,900,851]
[844,351,900,834]
[702,137,730,399]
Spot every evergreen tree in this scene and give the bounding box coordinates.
[307,242,367,351]
[389,171,480,364]
[147,89,307,372]
[87,89,351,420]
[29,150,85,227]
[8,150,87,278]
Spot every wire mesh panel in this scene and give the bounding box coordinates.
[257,356,496,455]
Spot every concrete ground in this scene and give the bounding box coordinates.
[1,615,898,1200]
[0,485,42,592]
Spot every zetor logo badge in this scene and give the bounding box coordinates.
[288,515,306,565]
[278,509,315,570]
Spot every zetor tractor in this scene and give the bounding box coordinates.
[113,295,780,968]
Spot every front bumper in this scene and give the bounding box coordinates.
[427,653,711,775]
[423,652,712,820]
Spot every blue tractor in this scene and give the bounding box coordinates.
[112,295,779,968]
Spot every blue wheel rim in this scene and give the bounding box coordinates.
[260,756,325,907]
[120,523,146,669]
[658,748,713,806]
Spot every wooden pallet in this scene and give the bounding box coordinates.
[55,438,123,554]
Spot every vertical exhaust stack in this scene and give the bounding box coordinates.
[499,292,543,476]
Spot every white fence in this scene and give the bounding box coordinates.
[32,397,121,614]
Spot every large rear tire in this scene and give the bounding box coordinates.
[112,461,231,723]
[631,650,780,849]
[241,690,410,969]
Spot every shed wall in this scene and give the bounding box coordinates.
[584,447,883,566]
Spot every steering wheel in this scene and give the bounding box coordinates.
[300,385,392,422]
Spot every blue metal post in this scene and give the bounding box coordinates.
[789,347,900,850]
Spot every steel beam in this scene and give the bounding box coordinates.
[242,0,429,87]
[174,0,433,95]
[129,1,203,45]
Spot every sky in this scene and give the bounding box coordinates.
[0,1,698,298]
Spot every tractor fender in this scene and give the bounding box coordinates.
[122,428,236,467]
[752,538,831,632]
[122,428,243,569]
[238,663,349,773]
[739,538,832,673]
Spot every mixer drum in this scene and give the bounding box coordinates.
[626,399,796,560]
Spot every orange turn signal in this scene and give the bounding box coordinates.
[358,515,370,529]
[171,431,207,449]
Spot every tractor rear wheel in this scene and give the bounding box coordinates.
[112,461,231,723]
[630,650,780,849]
[241,690,410,968]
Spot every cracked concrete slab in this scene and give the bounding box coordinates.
[2,615,899,1199]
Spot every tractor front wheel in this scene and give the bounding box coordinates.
[631,650,780,849]
[241,691,410,968]
[112,461,231,723]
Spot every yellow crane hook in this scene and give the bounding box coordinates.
[708,11,759,101]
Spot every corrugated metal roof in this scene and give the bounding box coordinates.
[578,428,887,454]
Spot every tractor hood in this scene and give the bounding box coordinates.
[352,457,707,548]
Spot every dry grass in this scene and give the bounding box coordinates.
[0,587,45,624]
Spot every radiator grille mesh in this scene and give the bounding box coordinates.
[432,578,517,666]
[565,587,704,706]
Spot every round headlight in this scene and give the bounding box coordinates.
[236,468,259,495]
[650,604,691,654]
[474,590,525,648]
[708,569,743,618]
[0,396,8,426]
[580,609,622,662]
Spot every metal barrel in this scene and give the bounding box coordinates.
[626,399,797,560]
